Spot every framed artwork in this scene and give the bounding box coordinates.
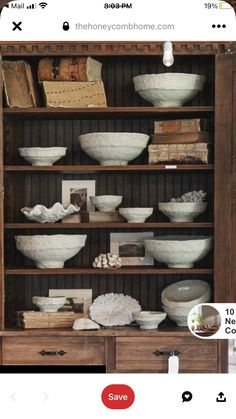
[62,180,96,212]
[49,289,92,315]
[110,232,154,266]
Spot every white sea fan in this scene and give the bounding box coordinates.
[89,292,141,326]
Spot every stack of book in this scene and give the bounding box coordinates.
[17,311,83,329]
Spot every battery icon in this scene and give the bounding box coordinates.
[219,2,232,9]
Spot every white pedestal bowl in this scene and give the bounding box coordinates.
[119,208,153,223]
[18,147,67,166]
[158,202,207,222]
[133,311,166,329]
[32,296,67,313]
[90,195,122,212]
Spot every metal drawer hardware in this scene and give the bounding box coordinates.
[153,350,180,357]
[39,350,67,357]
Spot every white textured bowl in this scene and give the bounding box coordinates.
[21,202,79,223]
[133,73,206,107]
[32,296,66,313]
[144,235,212,268]
[119,208,153,223]
[15,234,87,268]
[163,305,191,326]
[158,202,207,222]
[90,195,122,212]
[79,132,149,166]
[161,280,211,308]
[18,147,67,166]
[133,311,166,329]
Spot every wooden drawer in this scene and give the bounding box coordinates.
[115,337,218,373]
[2,337,104,365]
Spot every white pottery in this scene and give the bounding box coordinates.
[158,202,207,222]
[18,147,67,166]
[119,208,153,223]
[133,73,206,107]
[163,305,191,326]
[79,132,149,166]
[161,280,211,308]
[21,202,79,223]
[89,293,141,326]
[90,195,122,212]
[72,318,100,330]
[132,311,166,330]
[15,234,87,269]
[144,235,212,268]
[32,296,66,313]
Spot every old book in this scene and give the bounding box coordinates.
[38,57,102,81]
[148,143,209,164]
[154,119,208,134]
[151,132,210,144]
[17,311,82,329]
[2,60,39,107]
[42,81,107,107]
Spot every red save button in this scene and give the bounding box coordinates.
[101,384,135,409]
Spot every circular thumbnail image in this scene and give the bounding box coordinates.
[188,304,221,338]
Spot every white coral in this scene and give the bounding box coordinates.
[21,202,79,223]
[92,253,121,269]
[89,293,141,326]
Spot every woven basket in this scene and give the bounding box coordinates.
[148,143,209,164]
[17,311,83,329]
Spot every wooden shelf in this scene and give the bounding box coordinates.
[5,222,214,229]
[4,164,214,173]
[3,106,215,119]
[5,268,213,275]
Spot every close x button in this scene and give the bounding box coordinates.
[12,21,22,31]
[101,384,135,409]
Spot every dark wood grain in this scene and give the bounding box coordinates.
[4,165,214,172]
[4,222,214,229]
[5,268,214,275]
[0,59,4,330]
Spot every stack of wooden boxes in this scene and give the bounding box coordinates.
[148,119,210,164]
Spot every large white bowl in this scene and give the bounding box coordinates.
[158,202,207,222]
[133,73,206,107]
[32,296,66,313]
[144,235,212,268]
[161,280,211,308]
[79,132,149,166]
[90,195,122,212]
[133,311,166,329]
[163,305,191,326]
[119,208,153,223]
[15,234,87,268]
[18,147,67,166]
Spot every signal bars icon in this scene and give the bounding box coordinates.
[39,2,48,8]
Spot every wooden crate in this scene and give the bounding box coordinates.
[151,132,210,144]
[17,311,83,329]
[148,143,209,164]
[41,81,107,107]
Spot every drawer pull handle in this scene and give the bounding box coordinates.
[153,350,180,357]
[39,350,67,357]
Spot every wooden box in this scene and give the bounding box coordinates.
[41,81,107,107]
[154,118,208,134]
[151,132,210,144]
[62,211,125,223]
[148,143,209,164]
[17,311,83,329]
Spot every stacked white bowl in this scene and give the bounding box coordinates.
[161,279,211,326]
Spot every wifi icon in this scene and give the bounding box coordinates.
[39,2,48,8]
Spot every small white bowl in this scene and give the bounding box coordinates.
[133,311,166,329]
[32,296,66,313]
[158,202,207,222]
[90,195,122,212]
[18,147,67,166]
[119,208,153,223]
[161,280,211,308]
[163,305,191,327]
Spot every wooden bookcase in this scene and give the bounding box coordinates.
[0,42,235,372]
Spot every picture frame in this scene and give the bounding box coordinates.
[110,232,154,266]
[49,289,92,315]
[62,180,96,222]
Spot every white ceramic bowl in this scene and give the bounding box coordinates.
[90,195,122,212]
[133,73,206,107]
[119,208,153,223]
[144,235,212,268]
[32,296,67,313]
[161,280,211,308]
[158,202,207,222]
[18,147,67,166]
[15,234,87,269]
[79,132,149,166]
[133,311,166,329]
[163,305,191,326]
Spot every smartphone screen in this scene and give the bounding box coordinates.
[0,0,235,417]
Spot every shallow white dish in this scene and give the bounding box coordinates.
[18,147,67,166]
[21,202,79,223]
[119,208,153,223]
[79,132,149,166]
[132,311,166,329]
[15,234,87,269]
[144,235,212,268]
[32,296,66,313]
[163,305,191,326]
[90,195,122,212]
[158,202,207,222]
[161,279,211,307]
[133,73,205,107]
